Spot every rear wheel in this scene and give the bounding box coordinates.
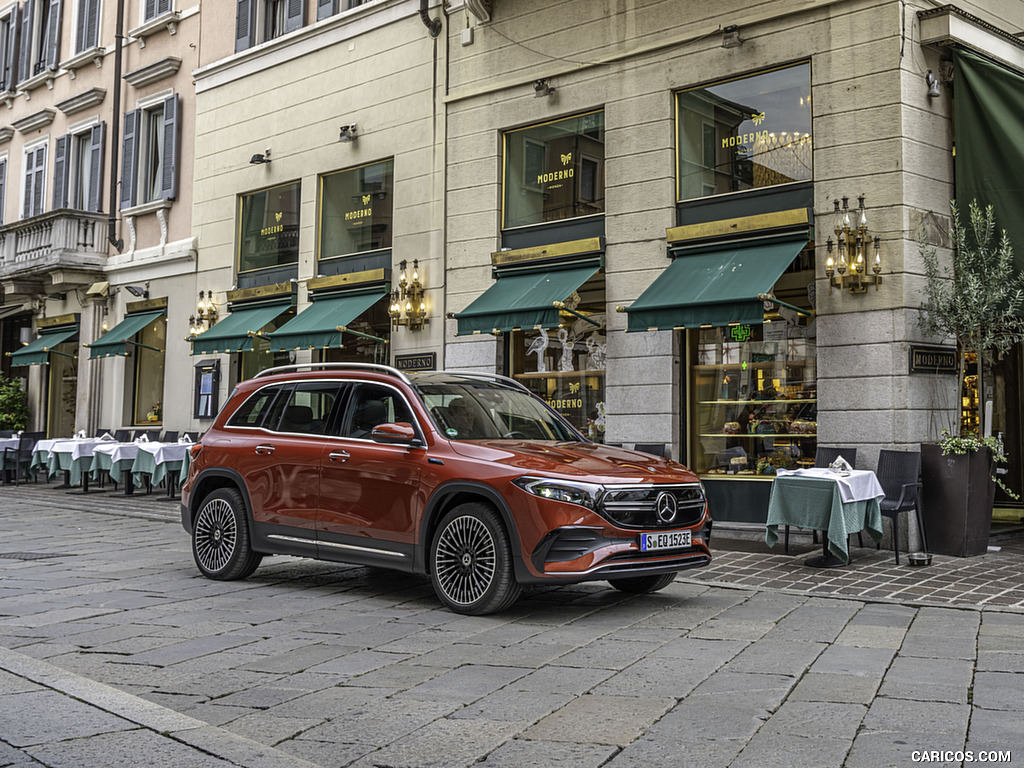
[430,503,521,615]
[608,573,677,594]
[192,487,262,580]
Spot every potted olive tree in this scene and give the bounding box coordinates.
[0,376,29,431]
[917,201,1024,556]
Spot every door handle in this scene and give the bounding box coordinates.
[328,450,350,462]
[254,444,276,455]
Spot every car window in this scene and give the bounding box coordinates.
[268,382,344,435]
[226,386,284,428]
[338,383,415,439]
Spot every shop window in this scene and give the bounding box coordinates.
[74,0,100,53]
[52,123,105,211]
[235,0,304,52]
[690,321,816,477]
[121,95,180,209]
[319,159,393,262]
[503,111,605,230]
[0,6,18,91]
[17,0,62,84]
[47,339,77,438]
[507,274,607,441]
[21,141,46,219]
[238,181,301,274]
[239,314,291,379]
[132,315,167,426]
[677,62,812,201]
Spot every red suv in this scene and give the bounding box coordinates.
[180,364,711,614]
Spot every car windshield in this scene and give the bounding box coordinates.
[415,380,582,442]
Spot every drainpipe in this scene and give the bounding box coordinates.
[107,0,125,251]
[419,0,442,37]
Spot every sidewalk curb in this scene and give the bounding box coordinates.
[0,646,323,768]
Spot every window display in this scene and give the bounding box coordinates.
[319,159,394,261]
[238,181,300,274]
[691,323,816,475]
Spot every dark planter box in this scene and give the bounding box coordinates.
[920,442,994,557]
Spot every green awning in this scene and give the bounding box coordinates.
[625,236,807,332]
[454,264,600,335]
[86,310,166,359]
[267,290,386,351]
[9,326,79,366]
[954,48,1024,278]
[190,300,292,355]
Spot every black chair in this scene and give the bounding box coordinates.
[876,449,925,564]
[785,447,860,553]
[633,443,667,457]
[94,428,112,438]
[0,430,13,438]
[133,429,160,441]
[160,431,179,443]
[3,431,45,485]
[182,431,200,442]
[815,446,857,469]
[114,429,130,442]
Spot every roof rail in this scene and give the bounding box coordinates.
[253,362,412,384]
[448,371,532,394]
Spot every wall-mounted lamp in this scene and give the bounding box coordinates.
[188,290,219,339]
[825,196,882,294]
[721,24,743,48]
[125,284,149,298]
[533,79,555,98]
[249,149,271,164]
[338,125,358,143]
[925,69,941,98]
[388,259,427,331]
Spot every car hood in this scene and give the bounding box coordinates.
[446,440,699,484]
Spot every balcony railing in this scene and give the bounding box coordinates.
[0,210,109,281]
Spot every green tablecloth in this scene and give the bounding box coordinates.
[765,476,883,563]
[131,450,184,487]
[89,452,136,485]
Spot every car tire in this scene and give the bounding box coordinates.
[430,502,521,615]
[192,487,263,581]
[607,573,677,594]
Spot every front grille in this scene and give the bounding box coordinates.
[599,484,705,529]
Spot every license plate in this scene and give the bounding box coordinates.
[639,530,691,552]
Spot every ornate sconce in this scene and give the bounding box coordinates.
[825,195,882,294]
[188,290,219,338]
[388,260,427,331]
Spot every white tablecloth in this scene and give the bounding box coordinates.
[0,437,19,452]
[775,467,884,504]
[92,442,140,463]
[135,442,189,464]
[50,438,109,461]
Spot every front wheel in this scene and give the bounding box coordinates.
[430,503,521,615]
[192,487,263,580]
[608,573,677,594]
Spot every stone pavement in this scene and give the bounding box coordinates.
[1,483,1023,767]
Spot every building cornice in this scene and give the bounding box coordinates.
[55,87,107,116]
[919,5,1024,74]
[12,109,56,134]
[124,56,182,88]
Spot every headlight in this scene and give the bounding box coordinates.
[512,476,603,510]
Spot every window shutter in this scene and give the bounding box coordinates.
[22,151,32,218]
[235,0,254,53]
[0,160,7,224]
[159,94,178,200]
[31,146,46,217]
[1,5,19,91]
[87,122,104,212]
[51,133,69,209]
[120,110,139,210]
[144,0,157,21]
[157,0,171,14]
[317,0,335,21]
[43,0,62,72]
[285,0,304,33]
[77,0,99,52]
[17,0,32,84]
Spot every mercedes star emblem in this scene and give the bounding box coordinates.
[655,491,678,523]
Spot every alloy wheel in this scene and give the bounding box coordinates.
[433,514,497,605]
[194,497,238,574]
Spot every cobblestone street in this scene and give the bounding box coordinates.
[2,485,1023,767]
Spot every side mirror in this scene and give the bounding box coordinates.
[370,422,422,446]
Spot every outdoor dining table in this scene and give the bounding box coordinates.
[132,442,192,500]
[30,438,106,490]
[765,467,885,567]
[91,442,142,494]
